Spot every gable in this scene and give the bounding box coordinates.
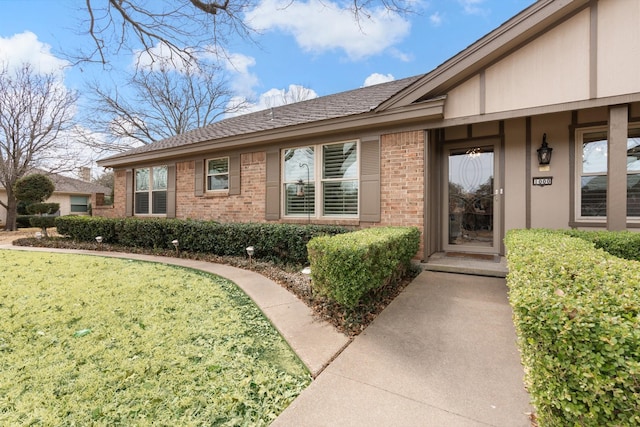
[381,0,640,121]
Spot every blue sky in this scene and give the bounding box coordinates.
[0,0,534,108]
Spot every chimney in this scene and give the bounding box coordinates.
[80,167,91,182]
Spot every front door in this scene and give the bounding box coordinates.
[443,142,501,254]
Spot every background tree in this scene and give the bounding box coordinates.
[83,62,247,152]
[0,63,78,231]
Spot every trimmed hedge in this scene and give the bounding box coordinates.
[564,229,640,262]
[307,226,420,308]
[505,229,640,426]
[54,216,349,264]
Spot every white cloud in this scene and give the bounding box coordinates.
[222,52,259,97]
[245,0,411,60]
[0,31,69,75]
[226,84,318,118]
[429,12,443,26]
[363,73,395,87]
[133,42,195,72]
[459,0,489,15]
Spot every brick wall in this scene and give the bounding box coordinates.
[108,169,127,218]
[380,131,425,252]
[176,152,267,222]
[91,192,116,218]
[98,135,426,256]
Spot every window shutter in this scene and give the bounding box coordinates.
[360,137,381,222]
[166,165,176,218]
[194,159,204,196]
[125,169,133,217]
[229,154,240,195]
[265,149,280,220]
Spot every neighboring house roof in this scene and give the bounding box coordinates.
[42,171,111,195]
[98,75,424,166]
[0,170,111,195]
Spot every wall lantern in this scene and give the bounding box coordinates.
[537,133,553,166]
[296,179,305,197]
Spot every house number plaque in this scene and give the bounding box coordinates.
[533,176,553,187]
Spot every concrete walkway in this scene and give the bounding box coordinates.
[1,245,532,426]
[272,271,532,427]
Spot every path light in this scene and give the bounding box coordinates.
[246,246,255,265]
[172,239,179,254]
[95,236,103,244]
[35,231,42,240]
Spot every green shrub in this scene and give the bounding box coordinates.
[505,229,640,426]
[54,216,348,264]
[16,215,36,228]
[565,229,640,261]
[29,215,56,230]
[55,216,118,243]
[307,226,420,308]
[26,202,59,215]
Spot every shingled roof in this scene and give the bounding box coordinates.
[0,170,111,195]
[43,172,111,195]
[101,74,424,162]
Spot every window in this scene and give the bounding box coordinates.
[283,141,358,218]
[626,128,640,216]
[322,142,358,215]
[579,130,608,218]
[70,196,89,213]
[135,166,167,215]
[577,126,640,220]
[283,147,315,216]
[207,158,229,191]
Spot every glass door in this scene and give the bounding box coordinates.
[444,143,500,253]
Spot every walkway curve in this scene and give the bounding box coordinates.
[0,244,350,378]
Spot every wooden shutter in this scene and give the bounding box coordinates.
[166,165,176,218]
[265,149,280,220]
[194,159,204,196]
[125,169,133,217]
[229,154,240,195]
[359,137,381,222]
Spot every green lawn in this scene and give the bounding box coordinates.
[0,250,310,426]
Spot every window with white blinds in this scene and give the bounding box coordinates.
[282,141,359,218]
[577,126,640,220]
[322,142,358,215]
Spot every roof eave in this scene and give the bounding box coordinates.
[98,98,445,169]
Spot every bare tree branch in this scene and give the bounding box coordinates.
[76,0,256,67]
[0,63,79,230]
[73,0,413,67]
[84,62,249,153]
